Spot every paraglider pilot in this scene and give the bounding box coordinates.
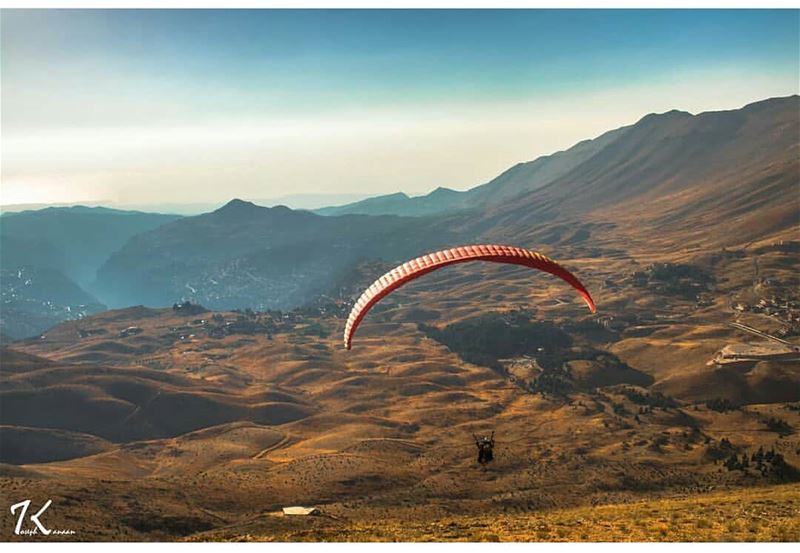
[474,431,495,466]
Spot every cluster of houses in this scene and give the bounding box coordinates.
[732,293,800,338]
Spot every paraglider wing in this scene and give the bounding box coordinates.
[343,244,596,349]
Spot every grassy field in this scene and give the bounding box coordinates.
[193,483,800,542]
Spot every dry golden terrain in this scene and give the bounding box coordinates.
[1,232,798,541]
[191,483,800,542]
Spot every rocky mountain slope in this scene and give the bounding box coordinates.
[476,96,799,251]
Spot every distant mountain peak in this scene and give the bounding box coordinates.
[740,94,799,112]
[638,109,692,124]
[428,187,459,198]
[215,199,262,214]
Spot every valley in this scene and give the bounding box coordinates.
[0,95,798,542]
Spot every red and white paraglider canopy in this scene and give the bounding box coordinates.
[344,244,596,350]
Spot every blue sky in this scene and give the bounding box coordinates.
[2,9,798,207]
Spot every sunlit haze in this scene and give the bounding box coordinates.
[2,9,798,209]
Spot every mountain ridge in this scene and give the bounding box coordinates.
[475,94,799,251]
[89,95,800,313]
[315,95,798,221]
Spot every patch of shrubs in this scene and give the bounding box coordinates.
[528,366,574,396]
[631,262,715,299]
[420,311,642,397]
[722,446,799,481]
[761,417,793,436]
[705,437,737,461]
[649,433,671,453]
[612,402,630,416]
[172,300,207,315]
[620,387,678,409]
[705,398,739,413]
[418,312,572,371]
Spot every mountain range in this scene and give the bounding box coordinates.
[94,95,800,313]
[318,96,798,241]
[2,95,798,339]
[315,123,631,217]
[93,200,463,310]
[0,206,180,339]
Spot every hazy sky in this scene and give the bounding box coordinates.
[2,9,798,208]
